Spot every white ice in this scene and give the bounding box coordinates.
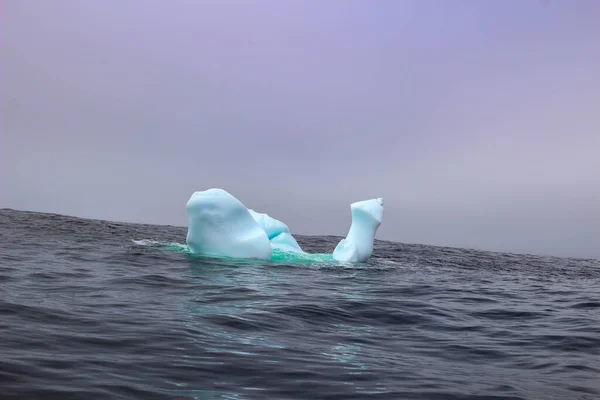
[248,209,304,253]
[186,189,272,260]
[185,188,383,263]
[332,198,384,263]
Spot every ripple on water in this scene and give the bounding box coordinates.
[1,209,599,400]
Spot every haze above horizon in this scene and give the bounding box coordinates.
[1,0,599,259]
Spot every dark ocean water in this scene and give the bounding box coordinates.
[1,208,599,400]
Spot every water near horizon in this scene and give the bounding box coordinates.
[1,208,599,400]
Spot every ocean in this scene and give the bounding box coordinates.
[1,208,599,400]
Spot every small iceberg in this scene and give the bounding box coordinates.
[185,188,383,263]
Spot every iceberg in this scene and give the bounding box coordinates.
[185,188,383,263]
[247,209,304,253]
[186,189,272,260]
[332,198,384,262]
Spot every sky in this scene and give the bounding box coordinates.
[1,0,599,259]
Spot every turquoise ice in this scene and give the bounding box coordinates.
[185,188,383,263]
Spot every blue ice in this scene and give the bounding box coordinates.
[185,188,383,263]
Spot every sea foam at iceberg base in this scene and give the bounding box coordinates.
[186,188,383,263]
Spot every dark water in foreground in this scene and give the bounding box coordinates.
[1,209,599,400]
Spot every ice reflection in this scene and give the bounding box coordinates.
[323,270,388,393]
[173,253,390,395]
[179,256,293,353]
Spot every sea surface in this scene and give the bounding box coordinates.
[1,209,599,400]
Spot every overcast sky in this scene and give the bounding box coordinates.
[2,0,599,259]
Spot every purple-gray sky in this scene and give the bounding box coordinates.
[2,0,599,259]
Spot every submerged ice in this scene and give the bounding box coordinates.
[185,188,383,263]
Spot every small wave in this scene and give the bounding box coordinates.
[132,239,190,253]
[132,239,162,246]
